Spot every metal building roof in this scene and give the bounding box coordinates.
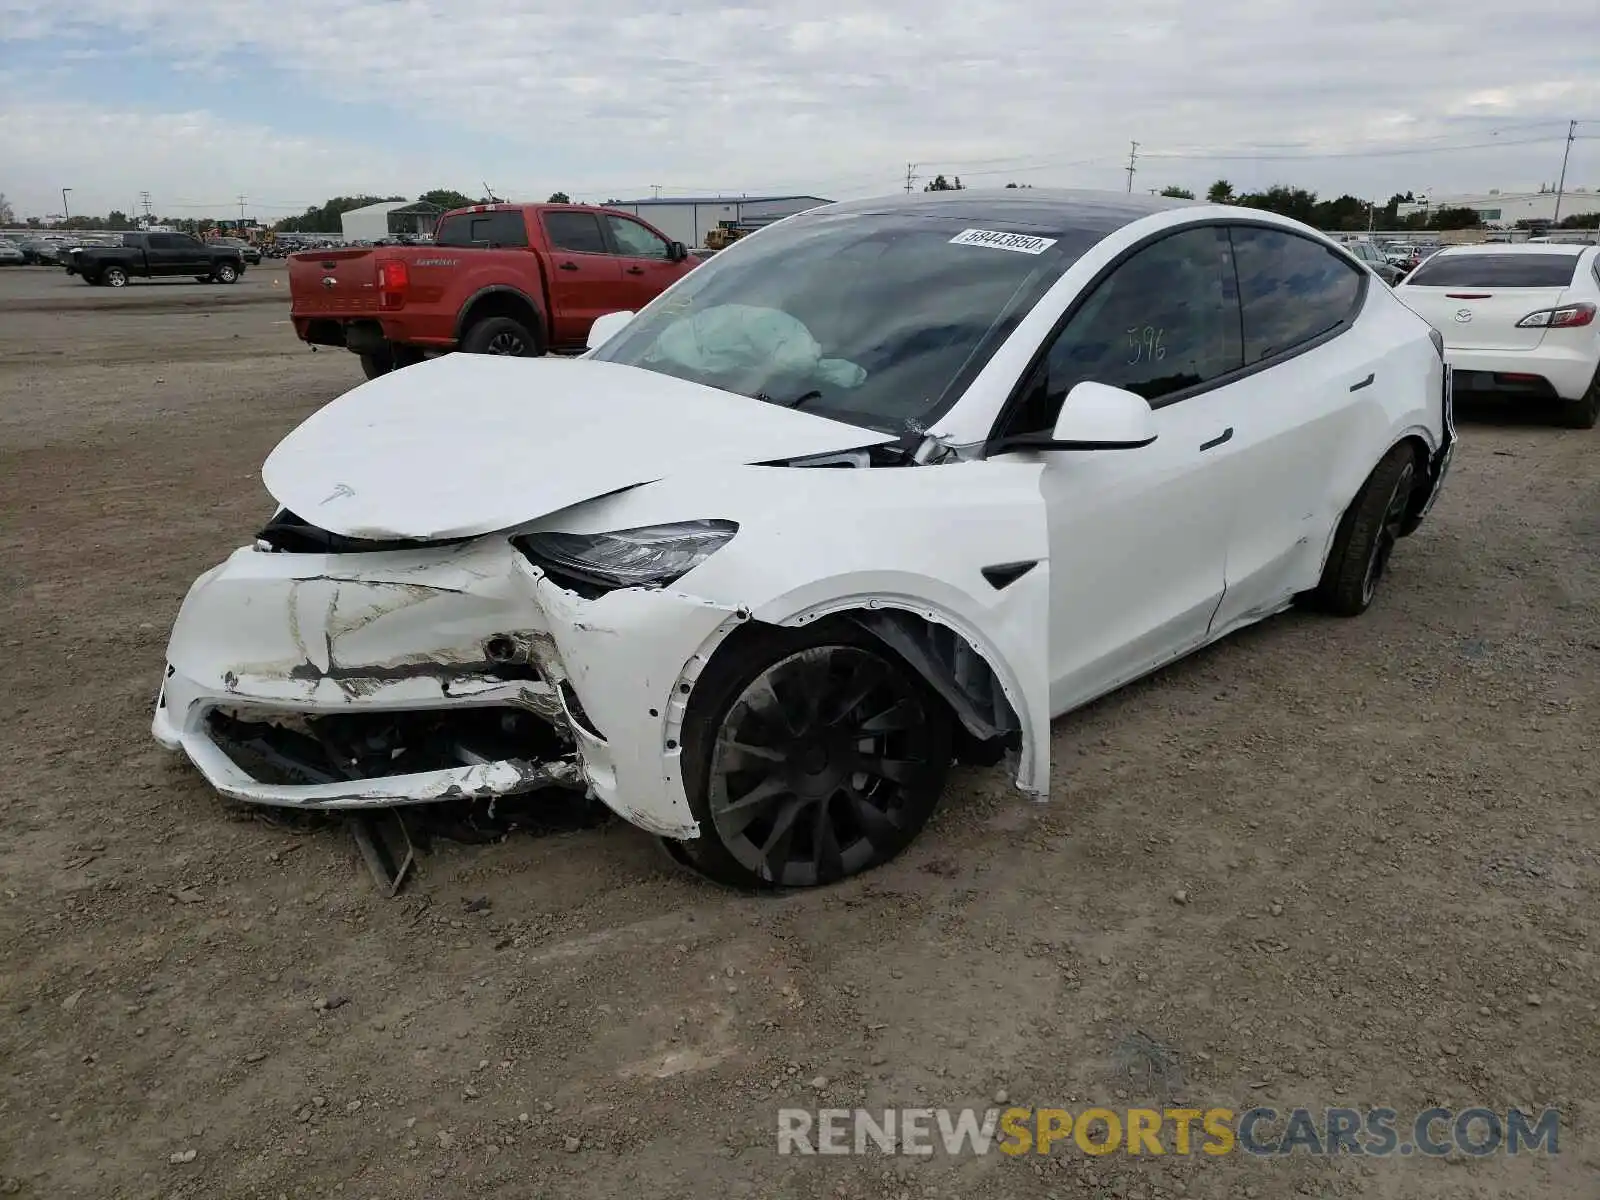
[613,195,831,207]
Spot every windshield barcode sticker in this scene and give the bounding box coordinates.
[949,228,1057,255]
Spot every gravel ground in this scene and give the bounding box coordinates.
[1,262,1597,1199]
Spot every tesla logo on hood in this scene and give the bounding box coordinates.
[320,483,355,505]
[1454,309,1473,323]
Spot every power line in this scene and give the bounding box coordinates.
[1142,133,1589,161]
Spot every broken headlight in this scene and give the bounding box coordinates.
[512,520,737,593]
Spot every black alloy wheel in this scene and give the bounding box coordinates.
[677,627,952,889]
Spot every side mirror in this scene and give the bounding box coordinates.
[585,310,635,352]
[1000,382,1158,451]
[667,240,688,262]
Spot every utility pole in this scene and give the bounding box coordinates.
[650,184,662,199]
[60,187,72,220]
[1125,141,1139,194]
[237,194,247,222]
[139,191,153,224]
[904,162,919,194]
[1552,120,1578,225]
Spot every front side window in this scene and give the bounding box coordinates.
[605,215,669,259]
[1232,227,1364,362]
[589,211,1100,435]
[543,212,608,255]
[1005,226,1241,434]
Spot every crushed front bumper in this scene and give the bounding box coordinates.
[153,536,739,839]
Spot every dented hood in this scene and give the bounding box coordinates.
[262,354,893,540]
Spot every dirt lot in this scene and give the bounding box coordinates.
[1,261,1597,1199]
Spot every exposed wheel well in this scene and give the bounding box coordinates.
[1394,433,1434,531]
[457,291,543,348]
[696,609,1023,769]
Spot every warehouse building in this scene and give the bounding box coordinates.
[607,195,832,248]
[1396,188,1600,227]
[339,200,444,243]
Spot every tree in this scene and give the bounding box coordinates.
[547,192,571,204]
[1003,182,1034,189]
[0,193,13,224]
[1427,206,1480,231]
[106,210,133,230]
[1160,186,1194,199]
[1236,184,1318,225]
[418,188,476,211]
[1206,180,1235,204]
[924,174,965,192]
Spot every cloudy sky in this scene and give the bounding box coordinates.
[2,0,1597,221]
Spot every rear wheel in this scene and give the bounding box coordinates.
[1311,443,1419,617]
[1558,369,1600,430]
[671,622,952,889]
[358,345,425,380]
[459,316,540,357]
[102,266,128,288]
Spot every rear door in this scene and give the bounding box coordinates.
[1207,225,1376,633]
[1399,251,1584,352]
[602,213,689,309]
[540,211,624,347]
[144,234,187,276]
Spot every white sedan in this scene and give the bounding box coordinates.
[1395,242,1600,428]
[155,190,1454,888]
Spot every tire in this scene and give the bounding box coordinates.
[1311,443,1420,617]
[669,620,953,889]
[459,316,540,357]
[102,266,128,288]
[358,345,424,380]
[213,262,239,284]
[1557,369,1600,430]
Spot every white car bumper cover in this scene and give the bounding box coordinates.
[152,537,741,839]
[1444,344,1595,400]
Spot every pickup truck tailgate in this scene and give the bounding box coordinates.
[289,249,378,316]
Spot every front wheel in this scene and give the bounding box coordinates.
[213,263,239,284]
[102,266,128,288]
[670,622,952,889]
[1311,444,1419,617]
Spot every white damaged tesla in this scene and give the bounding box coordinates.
[154,189,1455,887]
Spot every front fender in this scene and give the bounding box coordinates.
[552,460,1053,800]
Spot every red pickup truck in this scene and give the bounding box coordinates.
[288,203,697,378]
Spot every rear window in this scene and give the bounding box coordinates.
[1405,253,1581,288]
[434,210,529,249]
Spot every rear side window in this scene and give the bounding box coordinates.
[435,210,529,248]
[543,212,608,255]
[1405,253,1582,288]
[147,235,177,250]
[1231,227,1364,363]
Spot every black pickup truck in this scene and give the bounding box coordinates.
[71,232,248,287]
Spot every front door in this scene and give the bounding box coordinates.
[602,213,690,308]
[540,211,624,348]
[990,224,1245,714]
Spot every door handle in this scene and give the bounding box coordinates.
[625,266,645,275]
[1199,427,1234,452]
[558,261,579,271]
[1349,373,1375,392]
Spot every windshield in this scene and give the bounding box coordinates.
[1406,253,1581,288]
[587,210,1096,435]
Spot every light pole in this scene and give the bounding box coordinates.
[61,187,72,222]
